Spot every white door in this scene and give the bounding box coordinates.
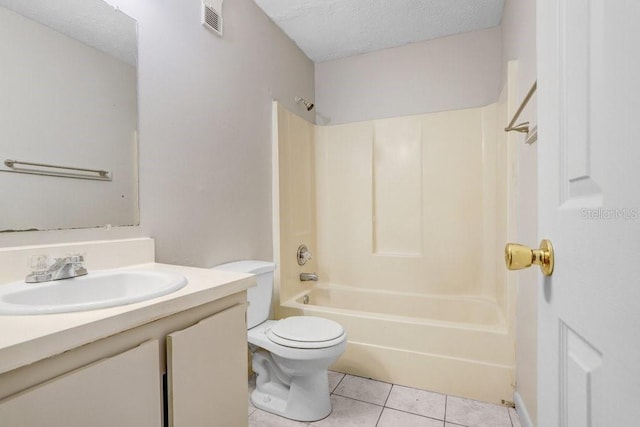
[537,0,640,426]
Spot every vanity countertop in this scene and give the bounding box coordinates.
[0,262,254,375]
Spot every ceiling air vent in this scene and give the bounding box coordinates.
[202,0,223,36]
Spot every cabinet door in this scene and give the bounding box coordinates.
[0,340,162,427]
[167,303,248,427]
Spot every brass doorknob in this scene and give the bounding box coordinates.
[505,239,554,276]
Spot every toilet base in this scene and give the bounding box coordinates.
[251,350,332,422]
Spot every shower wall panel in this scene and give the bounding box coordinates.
[372,118,423,256]
[273,104,318,303]
[316,108,490,296]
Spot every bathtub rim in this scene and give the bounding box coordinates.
[281,284,508,333]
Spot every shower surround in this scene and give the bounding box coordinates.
[272,86,516,403]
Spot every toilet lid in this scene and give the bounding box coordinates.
[267,316,346,349]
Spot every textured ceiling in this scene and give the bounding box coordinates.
[254,0,505,62]
[0,0,137,66]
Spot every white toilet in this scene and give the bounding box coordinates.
[213,260,347,422]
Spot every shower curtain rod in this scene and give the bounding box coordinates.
[504,81,537,134]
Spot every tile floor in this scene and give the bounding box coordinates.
[248,372,522,427]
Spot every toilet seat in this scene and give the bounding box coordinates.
[267,316,346,349]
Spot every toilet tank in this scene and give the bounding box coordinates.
[212,260,275,329]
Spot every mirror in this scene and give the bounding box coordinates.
[0,0,139,232]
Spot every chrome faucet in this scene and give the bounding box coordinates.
[25,255,88,283]
[299,272,318,282]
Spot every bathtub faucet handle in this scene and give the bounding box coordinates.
[297,245,312,266]
[299,272,318,282]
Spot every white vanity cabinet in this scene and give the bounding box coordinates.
[0,293,249,427]
[167,303,248,427]
[0,340,162,427]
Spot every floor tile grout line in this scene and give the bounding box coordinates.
[382,384,393,408]
[330,372,346,394]
[373,383,393,427]
[372,402,448,427]
[444,394,448,423]
[332,392,387,407]
[382,406,448,423]
[374,406,384,427]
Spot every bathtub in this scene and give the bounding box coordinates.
[278,284,515,403]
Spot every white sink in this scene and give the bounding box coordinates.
[0,270,187,315]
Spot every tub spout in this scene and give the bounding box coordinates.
[300,272,318,282]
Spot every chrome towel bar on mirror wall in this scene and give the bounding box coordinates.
[2,158,112,181]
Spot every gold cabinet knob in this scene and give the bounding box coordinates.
[505,239,554,276]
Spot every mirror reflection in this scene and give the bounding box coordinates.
[0,0,139,232]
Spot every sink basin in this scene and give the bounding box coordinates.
[0,270,187,315]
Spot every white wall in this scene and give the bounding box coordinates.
[501,0,538,425]
[314,27,502,125]
[0,0,314,268]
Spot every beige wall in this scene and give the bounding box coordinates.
[314,27,502,125]
[502,0,538,425]
[0,0,314,270]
